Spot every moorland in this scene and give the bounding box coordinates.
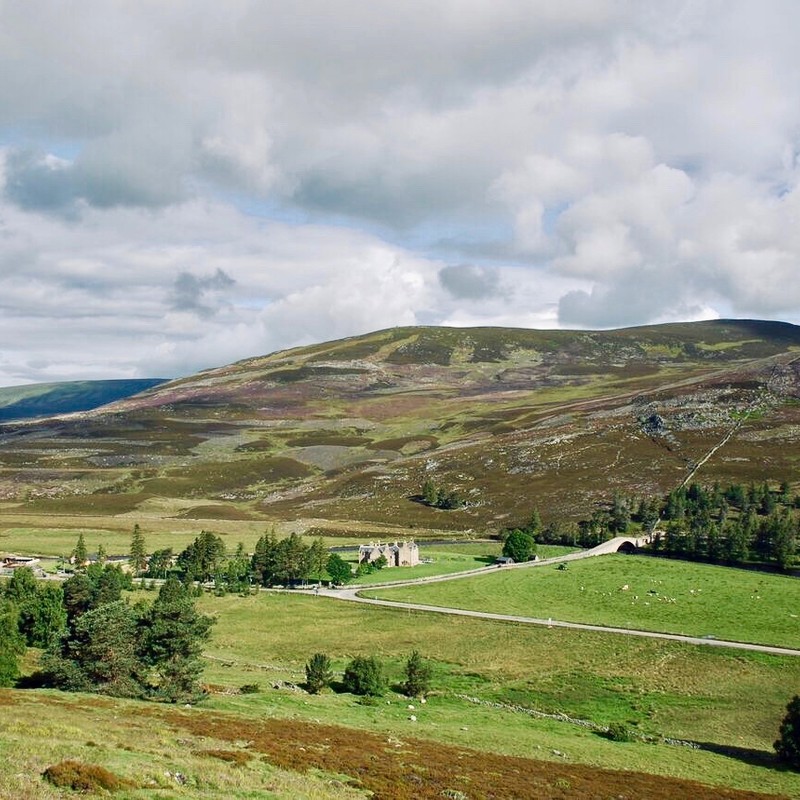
[2,319,800,799]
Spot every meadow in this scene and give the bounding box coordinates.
[198,590,800,796]
[374,554,800,649]
[3,565,800,798]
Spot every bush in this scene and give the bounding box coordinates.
[239,683,260,694]
[604,722,636,742]
[194,749,251,766]
[342,655,384,696]
[775,695,800,769]
[42,760,129,792]
[305,652,333,694]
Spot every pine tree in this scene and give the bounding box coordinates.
[73,533,88,569]
[307,538,329,583]
[251,530,279,587]
[342,655,384,696]
[138,577,214,702]
[4,565,37,604]
[775,695,800,770]
[304,652,333,694]
[130,524,147,575]
[273,533,309,585]
[177,531,226,583]
[422,478,438,506]
[42,600,147,698]
[402,650,432,698]
[18,583,67,648]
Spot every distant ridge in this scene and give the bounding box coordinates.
[0,379,167,422]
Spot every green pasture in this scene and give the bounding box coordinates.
[375,554,800,649]
[347,542,578,584]
[0,523,270,559]
[193,591,800,797]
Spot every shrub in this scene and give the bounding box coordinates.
[239,683,260,694]
[342,655,384,696]
[305,652,333,694]
[604,722,636,742]
[42,760,129,792]
[194,749,251,766]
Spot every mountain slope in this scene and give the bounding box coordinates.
[1,320,799,536]
[0,379,167,422]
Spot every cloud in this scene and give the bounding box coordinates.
[438,264,501,300]
[1,2,800,383]
[170,269,236,317]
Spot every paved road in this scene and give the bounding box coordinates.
[300,542,800,658]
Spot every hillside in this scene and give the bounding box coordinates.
[1,320,799,539]
[0,379,166,422]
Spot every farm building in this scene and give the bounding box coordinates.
[359,540,420,568]
[0,555,43,576]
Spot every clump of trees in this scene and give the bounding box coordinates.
[130,528,336,590]
[303,651,434,699]
[250,531,329,588]
[421,478,466,510]
[652,482,797,569]
[42,576,213,702]
[1,562,213,701]
[1,566,69,686]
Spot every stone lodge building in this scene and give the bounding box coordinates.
[358,540,420,568]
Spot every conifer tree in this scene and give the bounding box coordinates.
[129,524,147,575]
[72,533,88,569]
[775,695,800,770]
[402,650,433,698]
[138,577,214,702]
[304,652,333,694]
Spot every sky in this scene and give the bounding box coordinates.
[1,1,800,386]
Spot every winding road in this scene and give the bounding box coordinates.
[300,540,800,658]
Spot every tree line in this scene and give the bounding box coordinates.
[128,527,353,590]
[511,481,798,570]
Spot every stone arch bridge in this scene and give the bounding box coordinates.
[586,535,652,556]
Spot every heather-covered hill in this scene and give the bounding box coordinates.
[1,320,799,537]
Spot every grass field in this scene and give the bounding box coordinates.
[191,590,800,797]
[3,581,800,798]
[374,554,800,649]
